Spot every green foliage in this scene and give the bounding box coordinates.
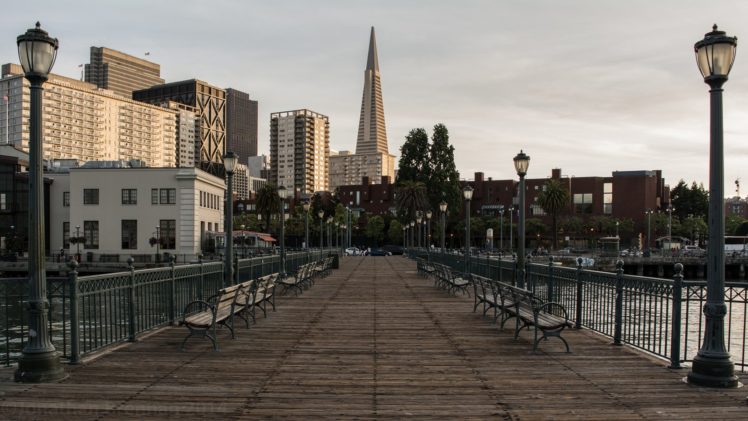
[256,184,280,232]
[387,220,403,244]
[395,180,428,221]
[366,215,386,245]
[396,124,461,219]
[537,179,570,249]
[677,215,708,240]
[234,213,263,232]
[671,180,709,221]
[726,214,747,236]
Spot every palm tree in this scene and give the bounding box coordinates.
[256,184,280,233]
[395,180,428,221]
[537,179,570,249]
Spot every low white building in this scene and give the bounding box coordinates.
[47,165,225,262]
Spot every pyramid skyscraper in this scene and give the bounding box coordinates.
[330,27,396,191]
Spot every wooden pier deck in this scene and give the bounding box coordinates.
[1,256,746,420]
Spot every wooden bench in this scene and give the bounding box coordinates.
[250,273,278,319]
[179,280,253,351]
[496,281,572,353]
[432,263,470,296]
[278,262,315,295]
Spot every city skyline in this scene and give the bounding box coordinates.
[2,1,747,191]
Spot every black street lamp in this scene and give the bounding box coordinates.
[499,206,505,253]
[327,217,333,249]
[278,186,287,278]
[223,151,238,287]
[240,225,247,258]
[318,210,324,248]
[155,226,160,262]
[402,226,406,248]
[303,201,310,249]
[14,22,64,383]
[416,211,423,248]
[426,210,432,250]
[508,207,515,254]
[75,224,81,261]
[439,201,447,253]
[645,209,654,257]
[514,150,530,289]
[463,185,473,277]
[687,24,738,388]
[410,221,415,249]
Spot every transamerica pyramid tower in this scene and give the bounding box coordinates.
[356,27,388,155]
[329,27,396,191]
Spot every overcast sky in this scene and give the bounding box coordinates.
[3,1,748,194]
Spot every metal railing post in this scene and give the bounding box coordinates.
[169,256,176,325]
[613,259,624,346]
[127,257,136,342]
[575,257,583,329]
[512,253,517,286]
[548,256,555,303]
[68,260,80,364]
[669,263,684,369]
[198,254,204,301]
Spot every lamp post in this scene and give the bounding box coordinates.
[645,209,653,257]
[615,221,620,254]
[426,210,432,251]
[667,205,675,259]
[327,217,333,249]
[155,226,160,262]
[341,224,346,250]
[509,207,515,254]
[318,210,324,248]
[514,150,530,289]
[463,185,474,277]
[75,224,81,261]
[278,186,287,277]
[439,201,447,253]
[499,206,505,253]
[14,22,64,382]
[223,151,238,287]
[416,211,423,249]
[303,201,310,250]
[687,24,738,388]
[402,226,406,248]
[410,221,415,250]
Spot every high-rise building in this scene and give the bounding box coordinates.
[165,101,200,168]
[134,80,226,176]
[247,154,269,179]
[225,88,258,163]
[329,27,396,190]
[84,47,164,98]
[1,63,177,167]
[270,109,329,195]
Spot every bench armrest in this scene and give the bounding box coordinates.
[182,300,215,319]
[535,302,569,320]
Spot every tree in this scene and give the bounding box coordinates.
[366,215,386,245]
[395,180,428,222]
[428,124,461,215]
[537,179,569,249]
[671,180,709,221]
[396,128,430,185]
[388,220,403,245]
[256,184,280,232]
[725,214,746,235]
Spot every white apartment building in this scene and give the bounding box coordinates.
[47,166,225,262]
[0,63,178,167]
[270,109,329,195]
[329,150,396,190]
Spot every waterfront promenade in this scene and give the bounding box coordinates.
[0,256,746,419]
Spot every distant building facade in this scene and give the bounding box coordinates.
[269,109,329,195]
[329,27,396,191]
[84,47,164,97]
[134,80,226,175]
[225,88,258,162]
[247,154,269,179]
[47,165,225,262]
[1,63,177,167]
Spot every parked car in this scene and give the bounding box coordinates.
[369,249,392,256]
[345,247,360,256]
[382,245,404,255]
[682,245,706,257]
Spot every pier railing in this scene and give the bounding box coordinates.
[1,249,338,366]
[419,249,747,372]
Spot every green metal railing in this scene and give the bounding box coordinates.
[413,249,747,372]
[1,249,338,366]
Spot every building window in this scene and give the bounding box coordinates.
[151,188,158,204]
[160,188,176,204]
[83,188,99,205]
[121,189,137,205]
[0,193,6,211]
[63,222,70,248]
[574,193,593,214]
[83,220,99,249]
[531,204,546,216]
[121,220,137,249]
[62,191,70,207]
[603,183,613,215]
[159,219,176,250]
